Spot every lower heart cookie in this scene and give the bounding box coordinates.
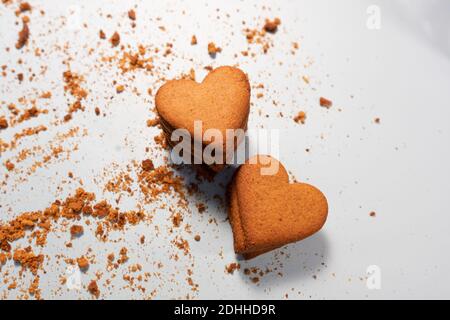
[228,155,328,259]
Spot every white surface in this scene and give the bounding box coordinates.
[1,0,450,299]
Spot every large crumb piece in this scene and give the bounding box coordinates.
[87,280,100,298]
[110,31,120,47]
[128,9,136,20]
[264,18,281,33]
[225,263,240,274]
[16,21,29,49]
[0,116,8,129]
[319,97,333,108]
[293,111,306,124]
[77,256,89,270]
[141,159,154,171]
[116,85,125,93]
[19,2,32,13]
[70,225,84,238]
[207,42,221,56]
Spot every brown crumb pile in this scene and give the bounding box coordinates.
[244,17,282,54]
[116,45,153,73]
[13,247,43,275]
[62,69,88,121]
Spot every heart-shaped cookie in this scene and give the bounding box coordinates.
[155,66,250,171]
[228,155,328,259]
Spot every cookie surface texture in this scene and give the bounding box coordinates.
[228,155,328,259]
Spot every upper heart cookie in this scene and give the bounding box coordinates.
[228,155,328,259]
[155,66,250,139]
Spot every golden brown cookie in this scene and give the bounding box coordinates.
[155,66,250,171]
[228,155,328,259]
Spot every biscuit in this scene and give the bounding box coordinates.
[155,66,250,171]
[228,155,328,259]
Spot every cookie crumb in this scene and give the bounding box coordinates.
[19,2,32,12]
[110,31,120,47]
[251,277,260,283]
[225,263,240,274]
[194,235,201,242]
[191,35,197,45]
[99,29,106,39]
[77,256,89,270]
[374,117,380,124]
[369,211,376,217]
[207,42,221,56]
[116,85,124,93]
[16,21,29,49]
[146,118,159,127]
[293,111,306,124]
[319,97,333,108]
[87,280,100,298]
[70,225,84,238]
[141,159,154,171]
[128,9,136,21]
[0,117,8,129]
[5,160,15,171]
[263,18,281,33]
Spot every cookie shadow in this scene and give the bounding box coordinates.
[236,232,330,288]
[173,164,237,214]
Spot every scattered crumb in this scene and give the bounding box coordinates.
[207,42,221,56]
[16,21,29,49]
[0,117,8,129]
[263,18,281,33]
[293,111,306,124]
[70,225,84,238]
[225,263,240,274]
[319,97,333,108]
[88,280,100,298]
[116,85,124,93]
[128,9,136,21]
[110,31,120,47]
[77,256,89,270]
